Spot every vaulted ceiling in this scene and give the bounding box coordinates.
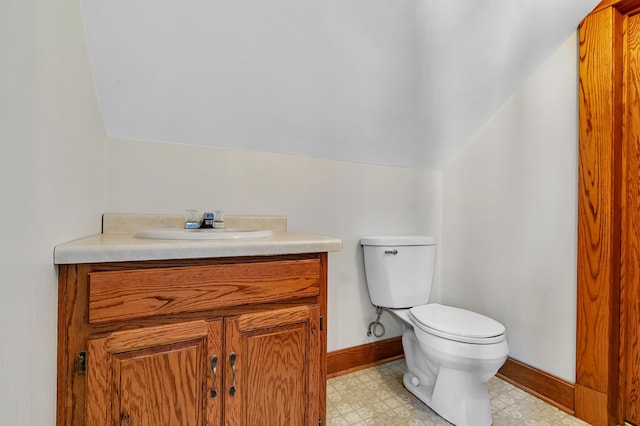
[81,0,598,169]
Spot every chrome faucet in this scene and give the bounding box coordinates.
[198,212,215,228]
[184,210,224,229]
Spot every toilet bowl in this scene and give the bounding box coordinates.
[360,235,508,426]
[390,305,507,426]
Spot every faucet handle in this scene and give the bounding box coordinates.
[184,210,199,229]
[214,210,225,228]
[200,212,215,228]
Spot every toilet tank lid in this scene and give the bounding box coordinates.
[360,235,436,246]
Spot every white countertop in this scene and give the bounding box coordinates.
[54,213,342,264]
[54,230,342,264]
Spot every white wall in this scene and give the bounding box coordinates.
[104,140,442,350]
[84,0,428,168]
[442,33,578,382]
[81,0,597,169]
[0,0,105,424]
[0,0,586,422]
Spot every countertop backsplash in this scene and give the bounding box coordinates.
[102,213,288,234]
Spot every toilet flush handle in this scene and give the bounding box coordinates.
[384,249,398,255]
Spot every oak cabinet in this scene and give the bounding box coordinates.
[57,254,327,426]
[224,306,320,425]
[87,320,222,426]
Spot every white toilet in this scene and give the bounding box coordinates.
[360,235,508,426]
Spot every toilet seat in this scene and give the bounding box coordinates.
[409,303,506,345]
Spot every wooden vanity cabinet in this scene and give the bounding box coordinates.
[86,319,222,426]
[56,253,327,426]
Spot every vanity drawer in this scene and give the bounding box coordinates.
[88,259,320,323]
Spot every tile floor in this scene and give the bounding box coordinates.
[326,359,590,426]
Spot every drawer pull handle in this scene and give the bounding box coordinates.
[229,352,237,396]
[210,355,218,400]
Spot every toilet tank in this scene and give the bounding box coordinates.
[360,235,436,308]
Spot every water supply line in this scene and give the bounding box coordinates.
[367,306,386,337]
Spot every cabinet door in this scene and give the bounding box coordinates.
[224,305,320,426]
[86,320,223,426]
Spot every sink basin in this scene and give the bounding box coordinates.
[135,228,273,240]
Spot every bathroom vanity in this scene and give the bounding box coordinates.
[54,214,341,426]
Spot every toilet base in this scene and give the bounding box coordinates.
[403,367,493,426]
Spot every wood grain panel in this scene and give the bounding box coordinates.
[225,305,320,426]
[116,342,202,425]
[104,320,208,353]
[575,384,609,426]
[86,337,109,426]
[234,304,313,331]
[308,304,322,426]
[317,253,327,426]
[88,259,320,323]
[577,5,624,425]
[245,324,305,425]
[577,5,621,394]
[87,320,216,426]
[624,12,640,425]
[207,319,224,426]
[57,264,93,426]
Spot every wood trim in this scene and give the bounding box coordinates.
[326,337,403,378]
[497,358,575,415]
[577,4,622,393]
[57,264,92,426]
[575,384,610,426]
[577,5,625,426]
[593,0,640,15]
[318,252,328,426]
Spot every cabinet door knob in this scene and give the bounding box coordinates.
[229,352,237,396]
[210,355,218,400]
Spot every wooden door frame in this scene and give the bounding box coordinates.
[577,1,639,425]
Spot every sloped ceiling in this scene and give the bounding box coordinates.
[81,0,598,169]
